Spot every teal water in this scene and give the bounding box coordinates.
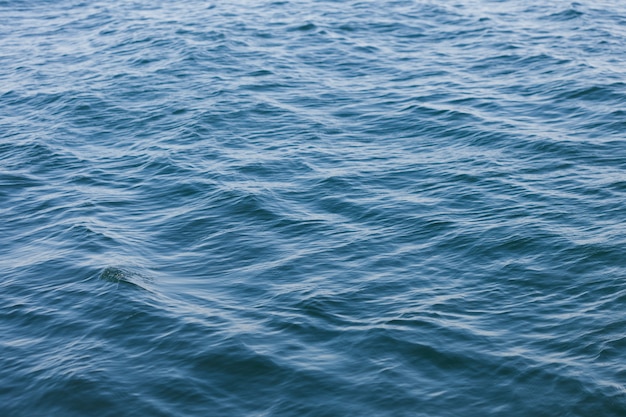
[1,0,625,416]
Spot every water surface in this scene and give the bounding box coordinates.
[1,0,625,416]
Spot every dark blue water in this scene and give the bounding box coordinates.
[1,0,625,415]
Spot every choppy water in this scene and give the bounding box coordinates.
[1,0,626,415]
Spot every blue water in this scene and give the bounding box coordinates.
[1,0,625,415]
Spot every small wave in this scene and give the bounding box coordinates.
[98,266,152,290]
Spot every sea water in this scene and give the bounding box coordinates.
[1,0,625,416]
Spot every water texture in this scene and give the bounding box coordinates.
[1,0,625,415]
